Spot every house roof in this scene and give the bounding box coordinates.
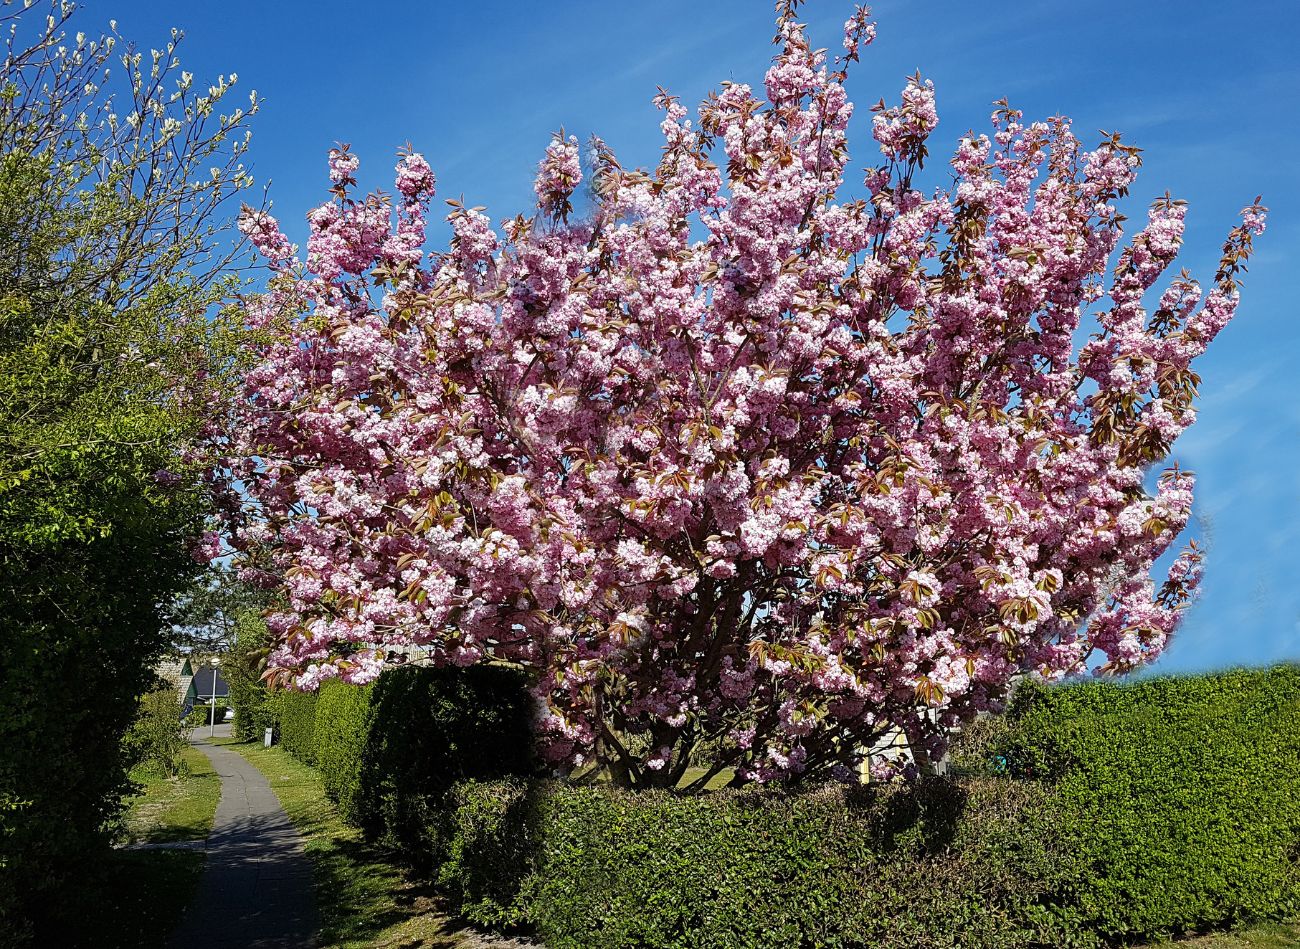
[155,657,196,703]
[190,666,230,699]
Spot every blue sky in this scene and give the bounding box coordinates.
[107,0,1300,674]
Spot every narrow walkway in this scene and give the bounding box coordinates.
[168,734,319,948]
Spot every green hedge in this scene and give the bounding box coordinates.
[312,680,374,823]
[273,664,534,851]
[420,666,1300,949]
[227,611,277,742]
[266,663,1300,947]
[275,689,319,765]
[434,777,1069,949]
[354,664,534,860]
[991,664,1300,942]
[1,572,200,944]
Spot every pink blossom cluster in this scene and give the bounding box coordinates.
[534,133,582,220]
[213,9,1264,788]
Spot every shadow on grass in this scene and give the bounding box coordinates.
[1170,921,1300,948]
[36,848,204,948]
[305,815,534,948]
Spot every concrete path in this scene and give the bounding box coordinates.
[167,736,319,948]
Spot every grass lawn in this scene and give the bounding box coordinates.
[123,744,222,844]
[569,762,734,790]
[1173,921,1300,947]
[220,737,529,949]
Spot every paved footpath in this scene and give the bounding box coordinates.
[168,734,319,948]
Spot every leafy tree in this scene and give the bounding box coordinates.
[0,2,256,938]
[215,4,1264,789]
[167,562,270,654]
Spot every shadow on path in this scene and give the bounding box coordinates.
[167,737,319,948]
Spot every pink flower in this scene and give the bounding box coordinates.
[534,133,582,220]
[872,75,937,161]
[237,209,296,269]
[209,4,1265,788]
[191,531,222,564]
[395,152,435,200]
[328,145,359,185]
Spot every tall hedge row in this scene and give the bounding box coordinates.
[438,778,1070,949]
[312,680,374,823]
[271,664,1300,948]
[992,664,1300,941]
[353,664,534,859]
[273,664,534,845]
[434,666,1300,948]
[274,689,318,765]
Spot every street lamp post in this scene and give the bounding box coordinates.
[208,657,221,739]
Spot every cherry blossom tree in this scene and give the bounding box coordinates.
[212,2,1265,788]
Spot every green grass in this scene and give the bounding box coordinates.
[1171,921,1300,947]
[677,765,735,791]
[122,744,222,844]
[220,737,516,949]
[569,763,734,790]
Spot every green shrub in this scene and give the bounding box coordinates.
[185,699,229,735]
[355,664,534,859]
[437,779,537,929]
[1,582,206,946]
[269,663,533,850]
[227,611,276,742]
[272,663,1300,946]
[419,665,1300,949]
[993,664,1300,942]
[312,679,374,823]
[275,689,319,765]
[435,777,1070,949]
[123,686,193,776]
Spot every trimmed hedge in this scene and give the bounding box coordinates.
[991,664,1300,942]
[273,664,534,851]
[420,666,1300,949]
[275,689,319,765]
[354,664,534,859]
[313,680,374,823]
[438,778,1069,949]
[266,664,1300,948]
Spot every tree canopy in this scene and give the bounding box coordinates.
[0,2,256,937]
[213,4,1263,788]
